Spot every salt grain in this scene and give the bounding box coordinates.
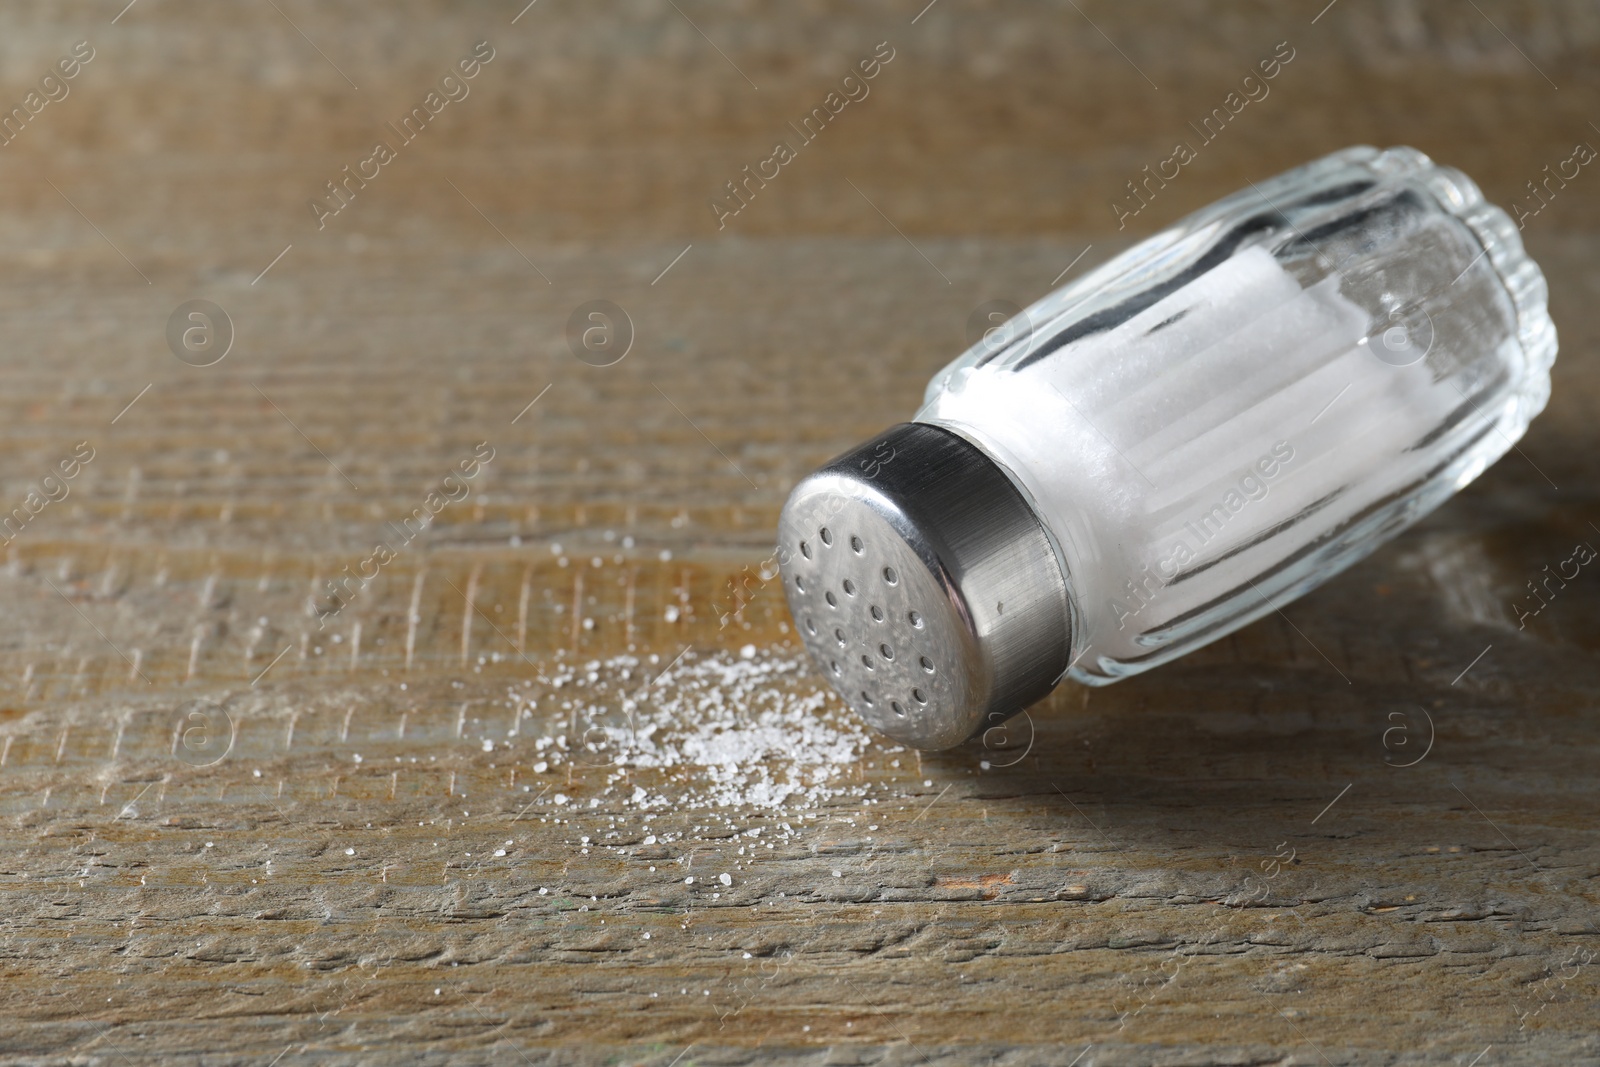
[502,648,875,812]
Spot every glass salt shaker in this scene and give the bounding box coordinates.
[778,145,1557,750]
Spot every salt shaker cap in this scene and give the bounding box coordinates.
[778,422,1072,749]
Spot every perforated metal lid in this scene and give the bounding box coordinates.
[777,423,1072,750]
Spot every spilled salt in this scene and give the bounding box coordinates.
[500,648,881,812]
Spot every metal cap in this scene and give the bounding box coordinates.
[777,423,1072,750]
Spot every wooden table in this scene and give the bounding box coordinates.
[0,2,1595,1062]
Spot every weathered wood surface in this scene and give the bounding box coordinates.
[0,1,1596,1063]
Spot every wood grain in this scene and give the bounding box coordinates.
[0,1,1596,1063]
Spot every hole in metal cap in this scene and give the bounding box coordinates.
[890,701,905,717]
[794,575,805,592]
[825,591,837,607]
[805,617,816,635]
[879,643,894,660]
[842,578,856,596]
[819,527,833,546]
[908,610,923,628]
[870,605,884,622]
[799,540,812,559]
[882,566,898,585]
[912,688,927,704]
[860,654,875,671]
[850,535,864,553]
[860,690,875,706]
[830,660,841,675]
[919,656,935,673]
[834,627,846,647]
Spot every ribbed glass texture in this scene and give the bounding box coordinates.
[917,146,1557,682]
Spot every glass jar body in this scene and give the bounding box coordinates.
[917,146,1556,683]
